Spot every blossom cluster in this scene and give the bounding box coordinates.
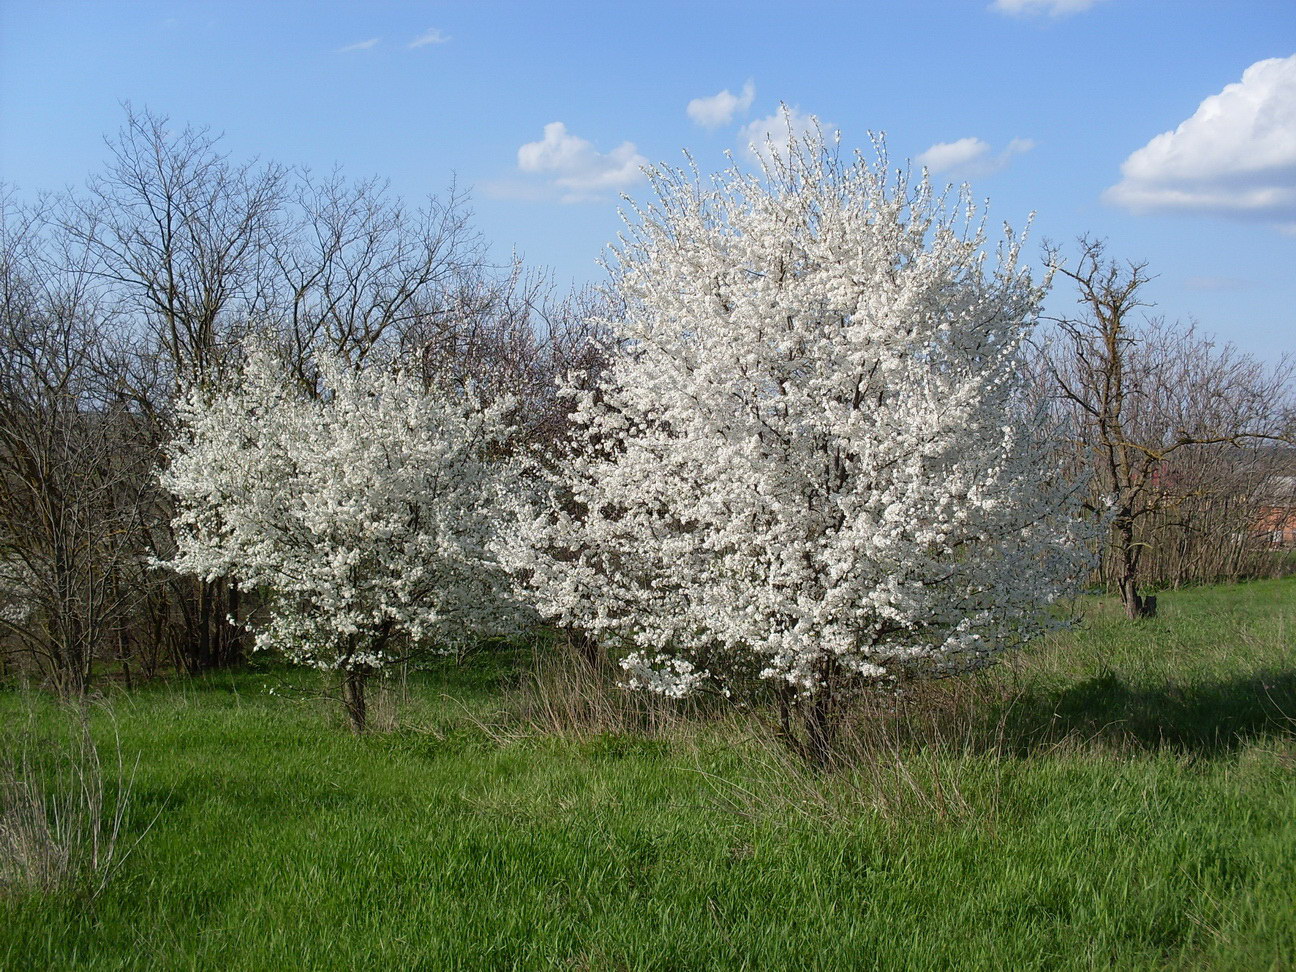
[161,349,533,673]
[513,126,1094,699]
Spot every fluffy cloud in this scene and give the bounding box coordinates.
[409,28,449,48]
[991,0,1109,15]
[1104,55,1296,226]
[916,136,1035,178]
[687,81,756,128]
[741,107,822,167]
[516,122,648,202]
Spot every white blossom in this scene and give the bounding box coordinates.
[0,558,34,625]
[515,126,1093,700]
[160,349,533,675]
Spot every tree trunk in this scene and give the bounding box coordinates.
[1114,513,1158,619]
[565,626,602,669]
[1119,577,1157,619]
[776,688,794,750]
[803,689,836,769]
[342,669,368,733]
[774,676,839,766]
[194,578,213,672]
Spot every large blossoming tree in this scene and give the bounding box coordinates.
[516,127,1092,761]
[161,349,532,730]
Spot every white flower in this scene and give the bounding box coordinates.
[516,126,1094,700]
[161,348,535,674]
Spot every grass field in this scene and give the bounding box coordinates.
[1,579,1294,970]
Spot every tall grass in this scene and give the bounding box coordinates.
[0,578,1291,969]
[500,637,709,739]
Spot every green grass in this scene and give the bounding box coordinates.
[2,579,1294,970]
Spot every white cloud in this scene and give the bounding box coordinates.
[687,81,756,128]
[516,122,648,202]
[1104,55,1296,226]
[338,37,380,53]
[991,0,1110,15]
[917,137,991,173]
[740,107,822,168]
[409,28,449,48]
[917,136,1035,178]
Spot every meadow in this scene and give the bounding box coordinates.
[1,578,1293,970]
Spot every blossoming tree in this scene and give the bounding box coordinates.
[161,349,532,730]
[516,126,1092,760]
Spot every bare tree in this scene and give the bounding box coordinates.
[1037,238,1295,618]
[0,194,156,692]
[60,106,286,388]
[266,171,486,377]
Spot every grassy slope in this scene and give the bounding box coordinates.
[2,579,1294,971]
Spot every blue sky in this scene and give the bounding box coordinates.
[2,0,1293,358]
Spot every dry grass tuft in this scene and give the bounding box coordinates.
[0,700,148,897]
[501,639,702,740]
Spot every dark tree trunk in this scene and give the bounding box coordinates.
[222,585,245,666]
[342,669,368,733]
[1119,575,1157,619]
[803,688,836,769]
[776,687,794,749]
[565,627,602,669]
[774,680,839,768]
[183,580,247,672]
[194,579,214,672]
[1115,514,1157,619]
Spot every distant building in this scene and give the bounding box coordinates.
[1254,474,1296,547]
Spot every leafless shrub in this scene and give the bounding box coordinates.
[0,192,159,694]
[0,700,147,897]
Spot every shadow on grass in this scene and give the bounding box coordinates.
[996,669,1296,758]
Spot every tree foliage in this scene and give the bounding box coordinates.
[516,128,1093,756]
[161,349,533,729]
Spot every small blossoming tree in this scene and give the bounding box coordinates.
[161,349,532,730]
[516,127,1092,760]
